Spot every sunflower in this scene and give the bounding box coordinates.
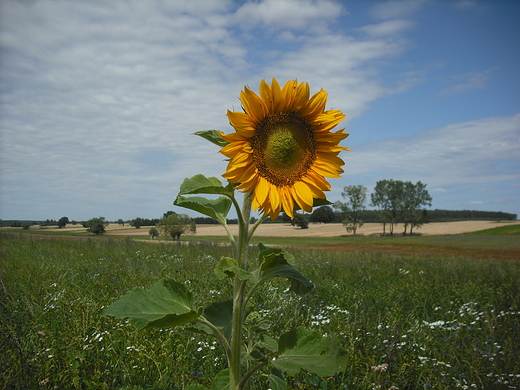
[220,78,349,220]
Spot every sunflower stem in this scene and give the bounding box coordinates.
[229,191,253,390]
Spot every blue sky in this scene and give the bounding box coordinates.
[1,0,519,222]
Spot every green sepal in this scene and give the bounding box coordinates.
[272,328,347,377]
[194,130,229,148]
[189,300,233,341]
[209,369,230,390]
[215,257,255,281]
[174,195,231,225]
[103,279,201,329]
[257,243,313,295]
[178,174,235,198]
[293,198,331,212]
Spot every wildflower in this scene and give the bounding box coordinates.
[371,363,389,372]
[220,78,349,220]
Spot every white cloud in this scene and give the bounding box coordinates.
[233,0,342,32]
[356,19,415,37]
[469,200,483,205]
[344,114,520,188]
[439,68,497,95]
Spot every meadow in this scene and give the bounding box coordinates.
[1,231,519,389]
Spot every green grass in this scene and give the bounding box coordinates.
[464,224,520,236]
[1,233,520,389]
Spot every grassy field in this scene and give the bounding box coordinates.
[1,232,519,389]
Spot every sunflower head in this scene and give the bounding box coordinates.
[220,78,349,220]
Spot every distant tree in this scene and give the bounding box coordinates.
[157,213,194,240]
[22,222,32,230]
[84,217,109,235]
[58,216,69,229]
[310,205,336,224]
[401,181,432,236]
[291,213,309,229]
[131,217,144,229]
[117,219,125,226]
[148,227,159,240]
[71,220,77,225]
[334,185,367,236]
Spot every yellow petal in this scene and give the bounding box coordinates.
[240,87,267,123]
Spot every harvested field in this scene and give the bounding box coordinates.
[103,220,520,237]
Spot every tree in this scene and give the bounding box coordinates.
[334,185,367,236]
[310,205,336,224]
[371,179,402,236]
[117,219,125,226]
[58,216,69,229]
[148,227,159,240]
[291,212,309,229]
[400,181,432,236]
[157,213,195,240]
[84,217,109,235]
[130,217,144,229]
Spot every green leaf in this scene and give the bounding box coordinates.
[257,245,313,294]
[259,247,295,269]
[194,130,229,148]
[195,300,233,341]
[268,369,287,390]
[258,334,278,353]
[272,329,347,377]
[178,174,235,198]
[209,369,229,390]
[174,195,231,225]
[262,265,314,295]
[103,279,200,329]
[215,257,255,281]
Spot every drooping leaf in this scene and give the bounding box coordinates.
[194,130,229,148]
[258,246,295,269]
[257,244,313,294]
[272,329,347,377]
[103,279,201,329]
[174,195,231,225]
[262,265,314,295]
[191,300,233,341]
[215,257,254,281]
[209,369,229,390]
[178,174,235,198]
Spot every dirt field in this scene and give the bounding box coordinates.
[84,220,520,238]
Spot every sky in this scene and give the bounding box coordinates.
[1,0,519,222]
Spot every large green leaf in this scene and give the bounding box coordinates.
[272,329,347,377]
[209,369,229,390]
[215,257,255,281]
[174,195,231,225]
[191,300,233,341]
[194,130,229,148]
[178,174,235,198]
[257,244,313,295]
[103,279,201,329]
